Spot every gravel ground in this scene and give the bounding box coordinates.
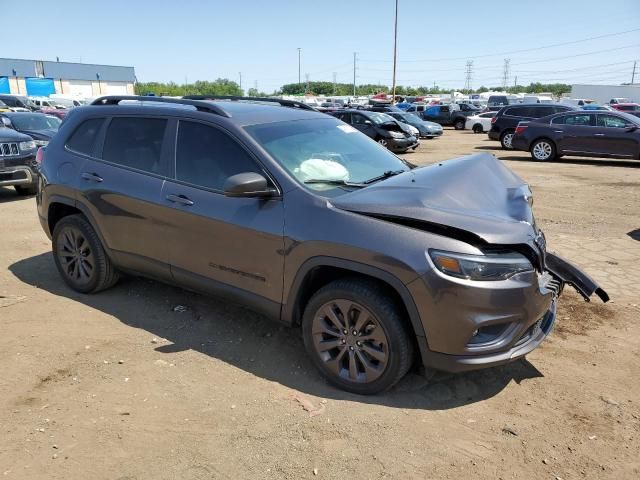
[0,128,638,479]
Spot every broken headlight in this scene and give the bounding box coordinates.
[429,250,533,281]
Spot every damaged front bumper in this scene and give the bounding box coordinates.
[411,251,608,374]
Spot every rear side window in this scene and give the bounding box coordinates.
[553,114,594,126]
[504,106,530,117]
[175,121,263,192]
[531,106,556,118]
[102,117,167,175]
[65,118,105,156]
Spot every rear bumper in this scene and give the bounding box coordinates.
[511,136,529,151]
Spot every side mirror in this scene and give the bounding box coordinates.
[1,117,11,127]
[223,172,277,198]
[625,125,638,132]
[363,120,372,125]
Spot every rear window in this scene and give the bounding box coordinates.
[65,118,105,156]
[102,117,167,175]
[504,106,531,117]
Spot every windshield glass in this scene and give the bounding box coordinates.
[10,113,61,131]
[367,112,395,125]
[245,118,410,195]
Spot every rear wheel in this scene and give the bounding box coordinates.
[15,184,37,195]
[500,129,515,150]
[52,214,119,293]
[302,278,414,395]
[530,139,556,161]
[454,118,465,130]
[472,124,483,133]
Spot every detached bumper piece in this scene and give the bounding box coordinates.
[545,252,609,303]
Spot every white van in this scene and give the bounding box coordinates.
[522,95,554,104]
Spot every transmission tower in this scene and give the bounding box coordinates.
[464,60,473,91]
[502,59,511,89]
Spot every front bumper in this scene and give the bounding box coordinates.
[388,136,419,151]
[408,251,607,373]
[0,155,38,187]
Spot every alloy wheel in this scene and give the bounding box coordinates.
[502,132,514,149]
[56,226,95,285]
[532,141,553,160]
[311,299,389,383]
[378,139,388,147]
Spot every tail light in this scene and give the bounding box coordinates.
[490,116,497,124]
[35,147,45,165]
[515,125,528,134]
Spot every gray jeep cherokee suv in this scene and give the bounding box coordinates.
[36,95,608,395]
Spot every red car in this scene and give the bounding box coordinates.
[610,102,640,112]
[40,107,68,120]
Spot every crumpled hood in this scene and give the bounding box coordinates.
[19,128,57,140]
[331,153,538,246]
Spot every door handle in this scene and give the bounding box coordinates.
[593,133,605,136]
[554,130,564,133]
[81,172,103,182]
[166,194,194,206]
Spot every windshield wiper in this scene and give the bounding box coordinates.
[362,169,406,185]
[303,179,366,187]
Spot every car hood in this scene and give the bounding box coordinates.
[0,127,33,142]
[331,153,537,246]
[17,128,57,140]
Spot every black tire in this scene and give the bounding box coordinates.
[52,214,119,293]
[530,138,556,161]
[302,278,414,395]
[472,124,483,134]
[500,129,515,150]
[377,138,389,148]
[15,184,38,195]
[453,118,465,130]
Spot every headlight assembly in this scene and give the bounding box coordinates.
[19,140,36,152]
[429,250,533,281]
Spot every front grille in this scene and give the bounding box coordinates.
[539,271,562,296]
[0,143,19,156]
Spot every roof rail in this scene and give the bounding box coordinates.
[90,95,231,118]
[182,95,316,111]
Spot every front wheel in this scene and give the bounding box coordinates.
[377,138,389,148]
[302,278,414,395]
[500,130,515,150]
[530,139,556,161]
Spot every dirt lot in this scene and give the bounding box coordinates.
[1,129,639,479]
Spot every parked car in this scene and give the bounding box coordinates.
[487,95,515,111]
[316,102,342,113]
[330,109,419,152]
[610,103,640,114]
[0,112,61,146]
[366,104,404,113]
[36,95,607,394]
[30,97,66,109]
[49,95,86,108]
[0,100,11,113]
[512,110,640,161]
[489,103,577,149]
[522,95,554,104]
[421,104,478,130]
[465,111,497,133]
[39,107,68,120]
[609,98,631,105]
[0,125,39,195]
[386,112,443,138]
[0,94,39,112]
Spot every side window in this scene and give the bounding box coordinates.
[441,106,450,113]
[175,121,263,191]
[533,106,555,118]
[102,117,167,175]
[65,118,105,156]
[351,114,369,125]
[563,114,594,126]
[334,113,351,123]
[505,107,527,117]
[597,115,628,128]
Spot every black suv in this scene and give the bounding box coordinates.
[330,109,419,153]
[0,126,39,194]
[489,103,576,149]
[37,95,606,395]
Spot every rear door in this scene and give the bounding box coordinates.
[160,120,285,310]
[594,114,639,157]
[76,115,172,278]
[552,113,597,153]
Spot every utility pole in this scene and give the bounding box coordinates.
[333,72,337,95]
[297,48,302,86]
[502,59,510,90]
[305,73,310,94]
[464,60,473,91]
[632,60,637,84]
[391,0,399,104]
[514,75,517,87]
[353,52,357,97]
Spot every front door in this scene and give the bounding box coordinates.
[160,120,285,313]
[76,115,172,278]
[594,114,639,157]
[351,113,377,139]
[553,113,597,154]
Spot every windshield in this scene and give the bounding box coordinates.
[9,114,61,131]
[367,112,395,125]
[245,118,410,195]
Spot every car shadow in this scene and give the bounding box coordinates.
[0,187,32,203]
[497,155,640,168]
[9,252,544,411]
[628,229,640,241]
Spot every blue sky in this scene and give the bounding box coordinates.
[6,0,640,92]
